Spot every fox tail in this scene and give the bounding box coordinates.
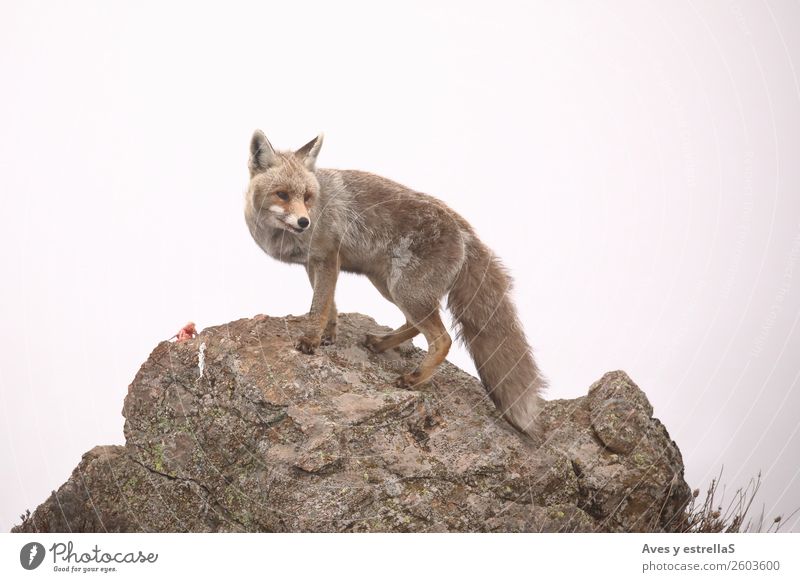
[447,237,545,437]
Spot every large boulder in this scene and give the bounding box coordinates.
[12,314,690,532]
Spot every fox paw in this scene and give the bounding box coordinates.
[363,333,382,353]
[321,326,337,346]
[295,335,320,354]
[395,371,423,389]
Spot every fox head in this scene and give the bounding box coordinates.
[247,130,323,234]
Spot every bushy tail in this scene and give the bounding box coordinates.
[447,237,545,437]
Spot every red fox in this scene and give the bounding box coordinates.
[244,131,545,436]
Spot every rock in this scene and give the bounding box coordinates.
[11,314,690,532]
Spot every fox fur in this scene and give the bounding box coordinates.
[244,131,545,436]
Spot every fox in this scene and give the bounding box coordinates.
[244,131,545,437]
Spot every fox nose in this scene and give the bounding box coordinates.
[297,217,310,229]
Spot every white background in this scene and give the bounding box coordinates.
[1,0,799,532]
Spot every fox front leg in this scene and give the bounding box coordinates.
[322,303,338,345]
[297,255,340,354]
[306,264,338,345]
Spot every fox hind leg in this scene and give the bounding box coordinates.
[364,321,419,353]
[363,274,420,352]
[395,307,451,389]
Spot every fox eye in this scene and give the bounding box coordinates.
[304,192,312,203]
[275,191,289,201]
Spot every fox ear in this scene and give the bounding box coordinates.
[249,130,277,175]
[294,133,324,171]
